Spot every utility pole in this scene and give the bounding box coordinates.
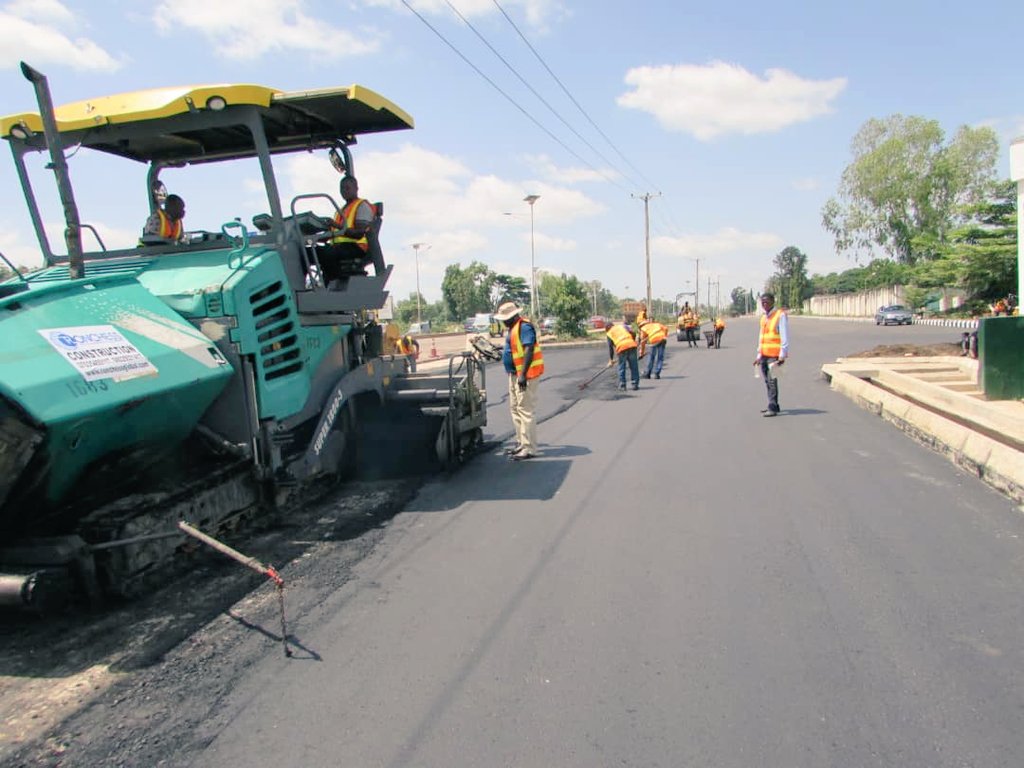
[523,195,540,318]
[410,242,430,323]
[686,258,700,316]
[632,192,660,313]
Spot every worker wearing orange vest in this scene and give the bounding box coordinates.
[713,317,726,349]
[495,301,544,460]
[605,320,640,391]
[325,175,379,287]
[753,293,788,417]
[679,303,699,347]
[397,333,420,372]
[638,319,668,379]
[141,194,186,244]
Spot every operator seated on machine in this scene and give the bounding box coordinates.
[140,193,187,245]
[321,175,382,289]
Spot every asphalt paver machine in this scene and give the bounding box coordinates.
[0,64,485,608]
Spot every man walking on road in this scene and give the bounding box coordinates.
[496,302,544,460]
[753,292,788,417]
[638,319,668,379]
[606,320,640,391]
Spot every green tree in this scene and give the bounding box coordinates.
[546,274,590,337]
[491,274,530,309]
[441,261,494,321]
[729,287,754,315]
[822,115,999,263]
[770,246,810,309]
[535,272,563,317]
[946,179,1018,300]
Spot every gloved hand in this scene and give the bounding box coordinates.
[517,375,527,390]
[606,359,614,367]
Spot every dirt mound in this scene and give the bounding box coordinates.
[846,342,963,358]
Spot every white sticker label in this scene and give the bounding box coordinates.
[39,325,158,382]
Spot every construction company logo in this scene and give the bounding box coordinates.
[39,324,159,383]
[49,329,124,349]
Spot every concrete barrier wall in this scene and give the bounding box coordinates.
[802,287,967,318]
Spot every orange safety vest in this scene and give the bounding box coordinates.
[157,210,183,240]
[759,310,784,357]
[397,336,416,355]
[635,309,647,325]
[640,321,667,345]
[714,319,725,330]
[606,323,638,354]
[331,199,371,251]
[510,318,544,379]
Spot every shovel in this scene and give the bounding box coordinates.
[578,364,611,390]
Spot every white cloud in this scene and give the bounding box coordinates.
[653,227,784,258]
[280,143,605,230]
[151,0,380,61]
[537,233,575,252]
[792,177,819,191]
[618,60,847,141]
[523,153,614,184]
[0,221,45,268]
[5,0,73,24]
[0,1,120,72]
[366,0,567,30]
[275,143,605,300]
[977,114,1024,148]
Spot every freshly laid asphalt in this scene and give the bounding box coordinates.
[190,317,1024,768]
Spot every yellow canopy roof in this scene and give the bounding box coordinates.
[0,83,414,163]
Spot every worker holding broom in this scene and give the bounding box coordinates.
[637,318,668,379]
[606,319,640,391]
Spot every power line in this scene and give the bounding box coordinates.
[491,0,661,192]
[443,0,630,189]
[400,0,619,185]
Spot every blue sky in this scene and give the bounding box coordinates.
[1,0,1021,309]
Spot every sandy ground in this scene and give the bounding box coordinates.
[0,478,424,767]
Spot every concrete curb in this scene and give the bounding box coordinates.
[822,365,1024,505]
[797,315,980,330]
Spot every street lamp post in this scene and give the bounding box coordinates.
[524,195,540,318]
[410,242,430,323]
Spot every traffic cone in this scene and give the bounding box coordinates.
[430,338,438,358]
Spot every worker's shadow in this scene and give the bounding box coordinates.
[534,443,590,458]
[779,408,826,416]
[408,452,582,511]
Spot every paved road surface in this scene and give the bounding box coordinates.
[143,321,1024,766]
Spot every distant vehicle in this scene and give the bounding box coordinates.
[541,316,556,333]
[588,315,607,329]
[463,316,476,332]
[469,313,501,337]
[875,305,913,325]
[408,321,431,335]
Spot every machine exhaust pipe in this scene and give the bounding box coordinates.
[20,62,85,278]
